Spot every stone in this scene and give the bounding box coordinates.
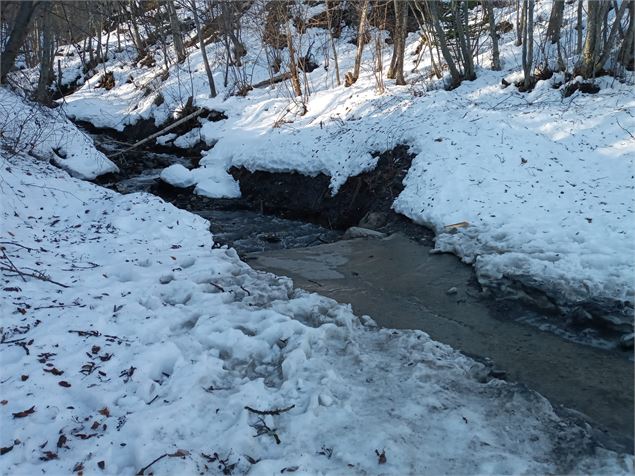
[359,211,387,229]
[343,227,387,240]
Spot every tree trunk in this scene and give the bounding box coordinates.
[598,0,628,70]
[36,2,55,104]
[167,0,186,63]
[546,0,565,44]
[325,0,341,86]
[352,0,370,81]
[190,0,217,97]
[522,0,534,89]
[580,0,608,77]
[485,1,501,70]
[286,20,302,96]
[618,0,635,70]
[1,0,40,84]
[576,0,583,53]
[388,0,407,84]
[427,0,462,87]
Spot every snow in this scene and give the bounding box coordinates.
[1,153,631,475]
[160,163,195,188]
[0,88,118,179]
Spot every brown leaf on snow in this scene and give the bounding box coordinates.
[20,375,28,381]
[57,434,68,449]
[58,381,72,388]
[0,445,14,456]
[98,407,110,417]
[168,450,190,458]
[1,400,7,405]
[43,367,64,376]
[91,421,100,430]
[40,451,58,461]
[97,460,106,470]
[12,406,35,418]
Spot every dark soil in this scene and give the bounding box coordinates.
[229,144,416,229]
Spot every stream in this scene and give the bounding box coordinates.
[90,132,634,454]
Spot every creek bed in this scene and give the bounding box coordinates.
[89,131,634,454]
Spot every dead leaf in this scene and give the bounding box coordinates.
[58,381,71,388]
[43,367,64,376]
[98,407,110,417]
[40,451,58,461]
[0,400,7,405]
[91,421,100,430]
[169,449,189,457]
[375,449,387,464]
[97,461,106,470]
[12,406,35,418]
[20,375,28,381]
[0,445,14,455]
[57,434,68,449]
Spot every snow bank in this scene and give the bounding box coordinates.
[1,155,630,475]
[0,88,118,179]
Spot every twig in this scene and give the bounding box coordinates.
[0,242,39,252]
[0,266,69,288]
[0,248,26,282]
[210,282,225,292]
[239,285,251,296]
[136,453,168,475]
[244,404,295,416]
[34,303,85,311]
[616,117,635,140]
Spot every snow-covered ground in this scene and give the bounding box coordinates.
[52,0,635,321]
[1,138,632,474]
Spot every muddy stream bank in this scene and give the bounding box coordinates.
[86,129,633,454]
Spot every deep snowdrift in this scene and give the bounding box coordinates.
[1,153,631,475]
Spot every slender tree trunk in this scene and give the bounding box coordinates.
[546,0,565,44]
[618,1,634,70]
[325,0,341,86]
[598,0,628,70]
[1,0,40,83]
[576,0,583,53]
[167,0,186,62]
[427,0,461,87]
[352,0,370,81]
[286,19,302,96]
[515,0,523,46]
[36,2,55,104]
[190,0,216,97]
[580,0,607,77]
[522,0,534,89]
[388,0,407,84]
[485,1,501,70]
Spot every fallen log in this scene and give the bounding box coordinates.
[107,107,205,158]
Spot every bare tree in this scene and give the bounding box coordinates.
[189,0,217,97]
[387,0,408,85]
[351,0,370,84]
[485,1,501,70]
[1,0,40,84]
[521,0,534,89]
[546,0,565,44]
